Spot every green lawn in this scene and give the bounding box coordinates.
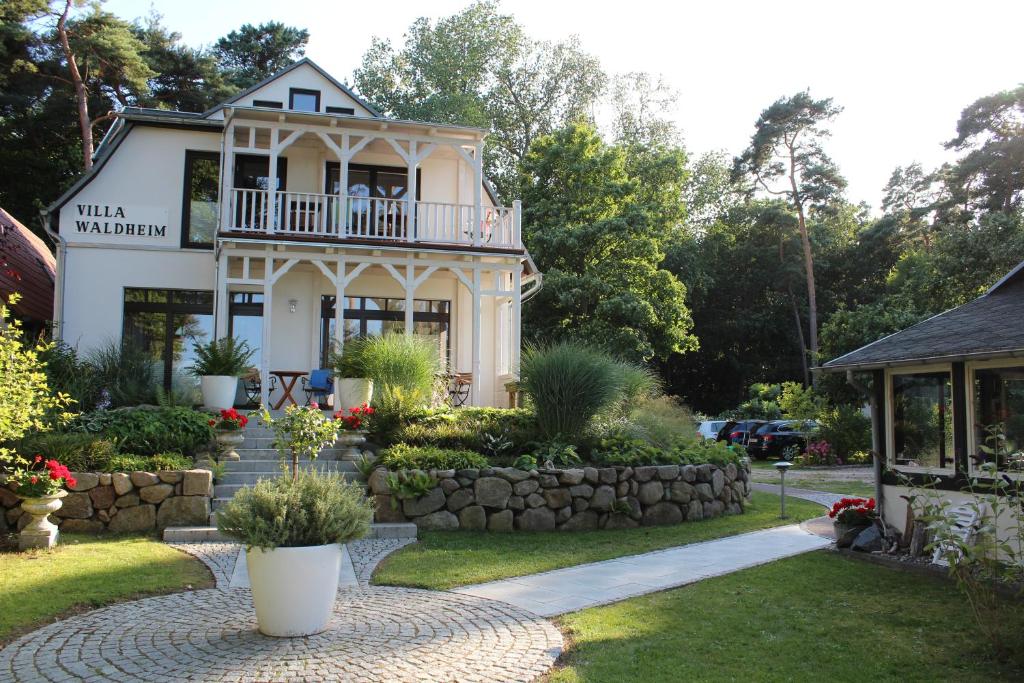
[373,491,824,589]
[547,551,1024,682]
[788,479,876,497]
[0,534,214,644]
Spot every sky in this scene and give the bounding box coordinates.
[105,0,1024,211]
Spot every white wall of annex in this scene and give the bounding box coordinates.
[235,64,373,116]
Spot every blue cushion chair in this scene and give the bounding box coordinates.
[301,369,334,407]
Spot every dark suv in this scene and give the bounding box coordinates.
[747,420,818,459]
[718,420,768,448]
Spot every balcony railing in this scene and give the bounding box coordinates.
[226,189,520,249]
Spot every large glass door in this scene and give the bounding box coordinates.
[325,164,418,238]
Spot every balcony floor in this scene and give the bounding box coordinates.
[218,229,525,255]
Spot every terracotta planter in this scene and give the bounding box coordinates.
[336,431,368,461]
[215,429,245,461]
[201,375,238,411]
[18,490,67,550]
[246,543,342,637]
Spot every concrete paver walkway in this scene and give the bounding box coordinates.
[453,524,831,617]
[750,482,848,508]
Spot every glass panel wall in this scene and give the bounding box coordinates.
[228,293,264,372]
[123,288,213,394]
[892,371,954,469]
[182,151,219,247]
[320,296,449,368]
[973,365,1024,473]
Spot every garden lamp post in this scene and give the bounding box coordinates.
[774,460,793,519]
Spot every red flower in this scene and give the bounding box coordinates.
[30,476,38,484]
[34,455,42,463]
[208,419,216,426]
[66,476,77,488]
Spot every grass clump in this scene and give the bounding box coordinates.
[379,443,488,471]
[103,452,192,472]
[217,471,373,550]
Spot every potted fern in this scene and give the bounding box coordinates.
[216,471,373,636]
[189,337,254,410]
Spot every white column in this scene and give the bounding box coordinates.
[472,144,483,247]
[333,260,346,402]
[406,140,417,242]
[404,263,415,334]
[339,134,350,237]
[512,199,522,249]
[471,267,481,405]
[261,261,273,407]
[220,123,235,232]
[215,250,229,337]
[512,265,522,377]
[266,129,279,235]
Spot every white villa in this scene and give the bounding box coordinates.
[44,58,540,408]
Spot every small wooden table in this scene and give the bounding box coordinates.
[271,370,307,409]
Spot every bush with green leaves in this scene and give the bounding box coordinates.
[392,407,538,455]
[520,341,623,440]
[217,471,373,549]
[16,431,118,471]
[188,337,255,377]
[815,404,871,462]
[378,443,488,471]
[593,433,743,468]
[71,407,213,456]
[103,452,193,472]
[332,333,442,404]
[778,381,826,419]
[86,340,160,408]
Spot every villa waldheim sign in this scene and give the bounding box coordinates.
[75,204,168,237]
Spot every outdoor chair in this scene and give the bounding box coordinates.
[448,372,473,407]
[242,369,276,408]
[931,503,981,566]
[302,369,334,407]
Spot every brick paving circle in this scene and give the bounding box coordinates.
[0,586,562,682]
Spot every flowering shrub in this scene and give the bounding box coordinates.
[796,439,842,466]
[7,455,76,498]
[258,404,341,480]
[209,408,249,431]
[828,496,877,525]
[333,403,374,432]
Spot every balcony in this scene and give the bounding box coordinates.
[224,189,521,250]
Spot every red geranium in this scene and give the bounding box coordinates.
[333,403,374,432]
[828,497,877,525]
[8,455,75,497]
[211,408,249,430]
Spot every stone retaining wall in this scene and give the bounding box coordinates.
[369,462,751,531]
[1,470,213,534]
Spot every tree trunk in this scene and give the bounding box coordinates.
[291,450,298,481]
[56,0,93,170]
[789,154,818,380]
[787,281,810,387]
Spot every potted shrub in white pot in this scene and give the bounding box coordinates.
[328,340,374,411]
[216,470,373,636]
[189,337,254,410]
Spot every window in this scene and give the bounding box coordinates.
[228,293,264,372]
[233,155,287,191]
[973,365,1024,473]
[253,99,283,109]
[892,371,954,469]
[123,289,213,392]
[289,88,320,112]
[181,151,219,248]
[326,106,355,115]
[319,296,449,368]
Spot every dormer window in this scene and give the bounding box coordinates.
[289,88,320,113]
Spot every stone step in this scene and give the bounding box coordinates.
[219,469,361,486]
[214,475,363,498]
[164,522,417,543]
[234,448,357,459]
[224,459,359,473]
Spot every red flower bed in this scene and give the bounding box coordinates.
[828,496,877,525]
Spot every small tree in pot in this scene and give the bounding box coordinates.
[216,471,373,636]
[189,337,254,410]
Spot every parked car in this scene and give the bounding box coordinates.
[719,419,768,447]
[697,420,728,441]
[747,420,818,459]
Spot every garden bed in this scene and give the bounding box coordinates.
[368,461,751,531]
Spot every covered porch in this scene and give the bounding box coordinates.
[212,241,538,408]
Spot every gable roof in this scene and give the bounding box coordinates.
[204,57,382,118]
[0,208,55,322]
[822,260,1024,371]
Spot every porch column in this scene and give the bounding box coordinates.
[512,265,522,375]
[472,143,483,247]
[261,262,273,407]
[471,267,481,405]
[215,250,229,337]
[512,199,522,248]
[951,362,968,473]
[405,263,415,334]
[407,141,417,242]
[220,122,235,232]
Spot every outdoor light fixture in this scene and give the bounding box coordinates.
[774,460,793,519]
[288,299,298,314]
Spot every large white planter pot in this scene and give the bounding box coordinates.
[201,375,238,411]
[246,543,342,637]
[336,378,373,410]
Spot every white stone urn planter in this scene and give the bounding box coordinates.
[246,543,342,637]
[336,430,368,461]
[200,375,238,411]
[215,429,245,461]
[336,378,373,410]
[18,489,67,550]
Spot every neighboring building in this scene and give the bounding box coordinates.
[0,208,56,335]
[44,58,540,407]
[822,261,1024,557]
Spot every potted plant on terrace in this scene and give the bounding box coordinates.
[328,340,374,411]
[257,404,342,479]
[7,455,77,550]
[189,337,254,411]
[216,470,373,636]
[828,496,878,539]
[333,403,374,461]
[208,408,249,461]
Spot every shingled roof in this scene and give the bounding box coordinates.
[822,261,1024,371]
[0,208,55,322]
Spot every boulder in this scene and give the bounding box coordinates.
[616,481,629,497]
[0,486,20,508]
[686,500,704,521]
[487,509,514,532]
[68,472,99,492]
[851,524,884,553]
[403,488,446,517]
[88,485,116,509]
[158,471,183,484]
[543,487,572,509]
[555,506,572,524]
[440,478,461,494]
[569,484,594,498]
[56,492,93,519]
[458,505,487,531]
[445,489,475,512]
[725,463,738,482]
[694,483,714,502]
[525,493,546,508]
[98,473,112,486]
[474,477,512,508]
[415,510,459,531]
[558,469,585,485]
[624,496,642,521]
[60,518,104,534]
[681,465,697,482]
[633,466,658,483]
[670,481,695,504]
[598,468,618,484]
[156,496,208,528]
[495,467,532,484]
[539,474,559,488]
[368,469,391,495]
[130,471,160,488]
[182,470,212,496]
[637,481,664,506]
[513,479,539,496]
[711,469,725,497]
[643,502,683,526]
[434,469,456,479]
[702,500,724,519]
[696,464,713,483]
[508,495,525,511]
[572,498,589,512]
[115,493,140,508]
[373,496,407,523]
[583,467,600,484]
[604,513,639,530]
[516,506,556,531]
[836,525,864,549]
[109,504,156,532]
[559,510,599,531]
[721,485,733,504]
[139,483,174,504]
[656,465,680,481]
[618,466,633,482]
[455,469,479,480]
[111,473,133,496]
[589,485,616,512]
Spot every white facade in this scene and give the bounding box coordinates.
[47,59,540,408]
